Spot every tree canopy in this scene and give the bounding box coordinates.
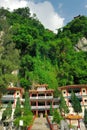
[71,91,82,113]
[0,7,87,91]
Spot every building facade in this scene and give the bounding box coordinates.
[1,86,24,108]
[59,85,87,116]
[29,84,59,116]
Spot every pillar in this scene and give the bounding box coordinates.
[45,93,46,99]
[45,110,47,115]
[36,110,38,117]
[78,119,80,129]
[36,100,38,116]
[45,101,47,115]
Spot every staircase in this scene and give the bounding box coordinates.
[31,117,50,130]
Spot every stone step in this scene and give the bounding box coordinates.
[31,117,50,130]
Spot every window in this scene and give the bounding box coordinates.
[17,92,19,95]
[63,91,66,94]
[83,90,85,93]
[84,99,87,102]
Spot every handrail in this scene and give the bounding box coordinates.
[27,115,36,130]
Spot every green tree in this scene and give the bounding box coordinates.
[20,78,30,90]
[23,92,32,116]
[29,56,58,89]
[54,88,61,98]
[2,102,12,120]
[2,109,7,121]
[13,7,31,18]
[14,92,33,129]
[14,98,21,118]
[19,92,33,129]
[59,94,69,115]
[14,115,33,129]
[71,91,82,114]
[53,109,62,124]
[49,103,53,116]
[84,108,87,127]
[6,102,12,119]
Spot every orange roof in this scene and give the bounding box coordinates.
[58,84,87,90]
[7,87,24,94]
[33,84,48,88]
[65,114,82,120]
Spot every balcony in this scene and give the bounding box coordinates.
[31,105,59,110]
[31,105,49,110]
[30,96,53,100]
[1,95,14,101]
[53,105,59,108]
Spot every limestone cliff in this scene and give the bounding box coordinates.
[75,37,87,51]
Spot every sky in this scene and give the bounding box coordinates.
[0,0,87,33]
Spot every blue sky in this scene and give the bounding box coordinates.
[55,0,87,24]
[33,0,87,24]
[0,0,87,32]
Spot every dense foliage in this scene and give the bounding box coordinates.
[71,91,82,113]
[59,94,69,115]
[84,108,87,127]
[14,94,33,128]
[53,109,62,124]
[2,102,12,120]
[14,98,21,118]
[0,7,87,91]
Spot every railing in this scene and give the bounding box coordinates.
[68,93,81,97]
[27,115,36,130]
[30,96,53,99]
[2,95,14,98]
[31,105,59,110]
[31,106,47,109]
[1,95,14,101]
[53,105,59,108]
[46,115,53,130]
[46,115,58,130]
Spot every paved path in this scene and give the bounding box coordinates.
[80,121,87,130]
[31,117,50,130]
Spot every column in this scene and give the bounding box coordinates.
[45,93,46,99]
[45,110,47,115]
[52,100,54,109]
[36,100,38,116]
[66,89,69,107]
[36,110,38,116]
[29,93,32,98]
[78,119,80,129]
[52,92,53,97]
[37,92,38,99]
[45,101,47,115]
[36,101,38,107]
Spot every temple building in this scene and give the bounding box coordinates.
[1,86,24,108]
[29,84,59,116]
[59,84,87,116]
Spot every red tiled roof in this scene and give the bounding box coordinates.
[58,84,87,90]
[7,87,24,94]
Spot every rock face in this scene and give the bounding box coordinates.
[75,37,87,52]
[60,119,69,130]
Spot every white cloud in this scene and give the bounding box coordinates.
[0,0,27,11]
[0,0,64,33]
